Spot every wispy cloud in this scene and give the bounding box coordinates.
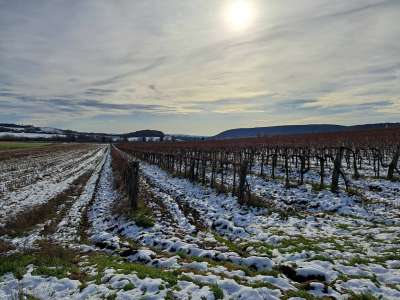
[0,96,175,122]
[0,0,399,134]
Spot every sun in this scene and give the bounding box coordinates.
[224,0,255,32]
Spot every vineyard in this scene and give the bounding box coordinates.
[0,128,400,299]
[119,128,400,207]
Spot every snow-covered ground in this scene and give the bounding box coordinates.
[0,145,106,224]
[0,132,66,139]
[1,145,400,299]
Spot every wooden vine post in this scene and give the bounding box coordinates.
[331,147,344,193]
[126,161,139,211]
[387,145,399,180]
[238,160,249,205]
[117,127,400,197]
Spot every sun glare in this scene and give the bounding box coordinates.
[224,0,255,32]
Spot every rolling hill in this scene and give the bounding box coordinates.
[212,123,400,139]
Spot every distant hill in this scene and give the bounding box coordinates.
[0,123,168,142]
[212,123,400,139]
[123,130,164,138]
[2,122,399,142]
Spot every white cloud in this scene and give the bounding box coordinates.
[0,0,399,134]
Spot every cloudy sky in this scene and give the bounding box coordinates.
[0,0,399,135]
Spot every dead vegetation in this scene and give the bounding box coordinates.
[111,147,155,228]
[112,179,155,228]
[79,164,105,244]
[0,171,93,237]
[0,143,91,162]
[0,240,87,282]
[0,240,15,254]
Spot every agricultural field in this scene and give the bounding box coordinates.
[0,129,400,300]
[0,142,51,151]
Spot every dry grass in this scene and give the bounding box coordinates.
[0,171,92,237]
[111,149,155,228]
[42,171,93,235]
[0,240,15,254]
[0,141,50,151]
[34,240,88,282]
[0,143,90,162]
[79,160,106,243]
[110,147,130,192]
[0,240,87,282]
[174,196,207,231]
[112,184,155,228]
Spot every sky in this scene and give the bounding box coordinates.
[0,0,399,135]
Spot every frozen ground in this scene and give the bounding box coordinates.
[1,145,399,299]
[0,145,105,224]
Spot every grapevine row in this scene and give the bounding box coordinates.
[117,128,400,205]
